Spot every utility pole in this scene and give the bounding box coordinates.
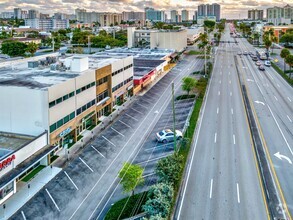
[172,82,177,151]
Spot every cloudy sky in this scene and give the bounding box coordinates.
[0,0,290,19]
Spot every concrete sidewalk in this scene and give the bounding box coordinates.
[0,166,61,220]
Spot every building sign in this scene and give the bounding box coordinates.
[59,127,72,138]
[0,155,16,171]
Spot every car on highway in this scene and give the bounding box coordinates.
[243,51,248,55]
[252,56,258,61]
[259,65,265,71]
[264,61,271,67]
[237,51,242,55]
[156,129,183,143]
[255,61,262,66]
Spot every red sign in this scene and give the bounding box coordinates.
[0,155,16,170]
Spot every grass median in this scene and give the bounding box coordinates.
[271,62,293,86]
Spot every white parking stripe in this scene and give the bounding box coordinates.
[136,153,173,165]
[136,103,148,109]
[64,171,79,190]
[21,211,26,220]
[111,127,125,137]
[274,96,278,101]
[125,113,138,121]
[237,183,240,203]
[91,145,106,158]
[45,189,60,212]
[288,97,292,102]
[131,108,143,114]
[79,157,94,173]
[287,115,292,123]
[142,172,155,178]
[119,120,132,128]
[102,136,116,147]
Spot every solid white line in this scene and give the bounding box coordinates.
[237,183,240,203]
[91,145,105,158]
[217,107,219,114]
[136,102,148,109]
[119,120,132,128]
[274,96,278,101]
[131,108,143,114]
[125,113,138,121]
[102,136,116,147]
[45,189,60,212]
[214,133,217,143]
[111,127,125,137]
[21,211,26,220]
[233,134,236,145]
[209,179,213,199]
[79,157,94,173]
[287,115,292,123]
[64,171,79,190]
[218,91,220,96]
[231,108,233,115]
[288,97,292,102]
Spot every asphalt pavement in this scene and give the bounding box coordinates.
[175,25,268,220]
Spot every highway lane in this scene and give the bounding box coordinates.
[176,26,268,220]
[238,38,293,218]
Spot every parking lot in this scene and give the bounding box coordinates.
[11,56,203,220]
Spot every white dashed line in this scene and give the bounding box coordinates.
[231,108,234,115]
[79,157,94,173]
[111,127,125,137]
[288,97,292,102]
[287,115,292,123]
[237,183,240,203]
[233,134,236,145]
[229,80,231,84]
[277,84,280,88]
[102,136,116,147]
[119,120,132,128]
[125,113,138,121]
[46,189,60,212]
[217,107,219,114]
[218,91,220,96]
[219,80,221,84]
[214,133,217,143]
[230,92,232,96]
[91,145,106,158]
[274,96,278,101]
[210,179,213,199]
[64,171,79,190]
[21,211,26,220]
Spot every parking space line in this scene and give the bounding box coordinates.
[102,136,116,147]
[136,153,173,165]
[21,211,26,220]
[79,157,94,173]
[64,171,79,190]
[288,97,292,102]
[141,98,153,105]
[91,145,106,158]
[145,143,173,151]
[130,108,143,114]
[111,127,125,137]
[125,113,138,121]
[119,120,132,128]
[274,96,278,101]
[142,172,155,178]
[136,103,148,109]
[45,189,60,212]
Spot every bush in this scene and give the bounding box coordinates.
[271,62,293,86]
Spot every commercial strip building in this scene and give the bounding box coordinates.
[127,27,187,52]
[187,27,204,45]
[263,24,293,42]
[267,4,293,25]
[248,9,264,20]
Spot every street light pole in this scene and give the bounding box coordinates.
[172,82,177,151]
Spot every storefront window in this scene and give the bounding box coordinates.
[0,182,14,200]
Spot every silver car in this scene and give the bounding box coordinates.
[156,129,183,143]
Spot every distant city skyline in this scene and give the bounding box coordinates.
[0,0,290,19]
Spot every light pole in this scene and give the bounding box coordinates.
[172,82,177,151]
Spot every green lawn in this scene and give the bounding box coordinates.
[22,165,46,182]
[50,155,59,163]
[188,50,204,55]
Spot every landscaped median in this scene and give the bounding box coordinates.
[271,62,293,86]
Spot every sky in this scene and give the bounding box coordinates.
[0,0,290,19]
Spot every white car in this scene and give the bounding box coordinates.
[156,129,183,143]
[264,61,271,67]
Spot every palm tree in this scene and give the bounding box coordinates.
[285,54,293,78]
[280,48,290,72]
[253,32,260,45]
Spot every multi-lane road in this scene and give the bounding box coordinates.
[175,25,269,219]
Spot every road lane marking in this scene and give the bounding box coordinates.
[231,108,233,115]
[230,92,232,96]
[274,96,278,101]
[218,91,220,96]
[233,134,236,145]
[21,211,26,220]
[136,103,148,109]
[91,145,105,158]
[220,71,222,75]
[209,179,213,199]
[131,108,143,114]
[274,152,292,164]
[229,80,231,84]
[45,189,60,212]
[125,113,138,121]
[217,107,219,114]
[64,171,79,190]
[277,84,280,88]
[119,120,132,128]
[79,157,94,173]
[111,127,125,137]
[143,172,155,178]
[287,115,292,123]
[288,97,292,102]
[267,71,274,80]
[102,136,116,147]
[237,183,240,203]
[219,80,221,84]
[229,72,230,75]
[214,133,217,143]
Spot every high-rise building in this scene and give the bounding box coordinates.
[248,9,264,20]
[170,10,178,22]
[14,8,22,19]
[198,3,221,21]
[193,11,198,21]
[25,18,70,30]
[181,10,189,21]
[145,7,165,22]
[122,11,145,22]
[21,10,28,19]
[28,10,40,19]
[267,4,293,25]
[0,12,14,19]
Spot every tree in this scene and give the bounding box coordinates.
[285,54,293,79]
[263,37,272,58]
[204,20,215,30]
[26,42,39,56]
[1,40,27,56]
[182,77,197,95]
[280,48,290,72]
[118,162,144,196]
[279,33,293,47]
[143,183,174,218]
[156,154,183,185]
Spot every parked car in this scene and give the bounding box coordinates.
[243,51,248,55]
[156,129,183,143]
[264,61,271,67]
[259,65,265,71]
[256,61,262,66]
[252,56,258,61]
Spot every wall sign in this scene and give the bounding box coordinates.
[59,127,72,137]
[0,155,16,171]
